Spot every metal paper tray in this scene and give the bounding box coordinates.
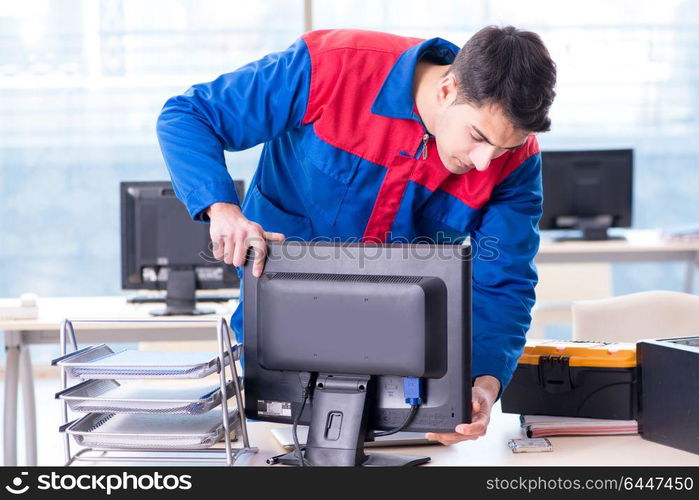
[56,379,238,415]
[52,345,235,380]
[64,409,240,450]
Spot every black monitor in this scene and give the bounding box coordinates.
[243,241,472,466]
[540,149,633,240]
[120,180,244,315]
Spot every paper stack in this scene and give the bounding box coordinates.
[661,225,699,242]
[521,415,638,438]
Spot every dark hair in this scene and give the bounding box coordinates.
[449,25,557,133]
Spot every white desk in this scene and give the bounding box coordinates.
[58,403,699,467]
[1,296,237,466]
[537,230,699,293]
[229,403,699,466]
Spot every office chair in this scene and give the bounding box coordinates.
[572,290,699,342]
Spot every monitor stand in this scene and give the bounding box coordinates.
[270,374,430,467]
[552,216,626,242]
[150,269,215,316]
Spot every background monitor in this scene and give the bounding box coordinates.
[120,180,244,315]
[540,149,633,240]
[243,241,472,466]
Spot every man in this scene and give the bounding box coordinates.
[156,26,557,445]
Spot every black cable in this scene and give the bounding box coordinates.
[291,391,309,466]
[292,374,316,467]
[373,405,419,437]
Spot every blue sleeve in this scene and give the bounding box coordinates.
[470,153,543,397]
[156,37,312,221]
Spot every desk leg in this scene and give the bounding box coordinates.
[3,336,20,466]
[684,256,697,294]
[19,345,37,466]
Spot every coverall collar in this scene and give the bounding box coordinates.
[371,37,460,122]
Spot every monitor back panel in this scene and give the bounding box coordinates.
[120,181,244,290]
[243,242,472,434]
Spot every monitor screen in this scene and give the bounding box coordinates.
[540,149,633,238]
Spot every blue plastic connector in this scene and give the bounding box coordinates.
[403,377,424,406]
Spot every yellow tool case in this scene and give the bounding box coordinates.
[501,340,638,419]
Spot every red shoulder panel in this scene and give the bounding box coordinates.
[302,29,423,55]
[301,30,425,168]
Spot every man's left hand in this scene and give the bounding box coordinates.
[425,375,500,445]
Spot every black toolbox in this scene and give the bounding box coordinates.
[637,336,699,455]
[501,340,638,420]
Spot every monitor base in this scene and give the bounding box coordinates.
[149,306,215,316]
[552,234,627,242]
[551,215,629,241]
[128,293,237,304]
[271,373,430,467]
[268,449,430,467]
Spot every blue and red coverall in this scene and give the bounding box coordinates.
[156,29,543,393]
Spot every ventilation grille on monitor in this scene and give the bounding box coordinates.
[269,273,422,284]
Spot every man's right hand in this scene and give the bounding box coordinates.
[206,202,285,277]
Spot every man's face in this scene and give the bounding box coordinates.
[432,74,530,175]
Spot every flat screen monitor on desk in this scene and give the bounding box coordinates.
[540,149,633,241]
[120,180,245,315]
[242,241,472,466]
